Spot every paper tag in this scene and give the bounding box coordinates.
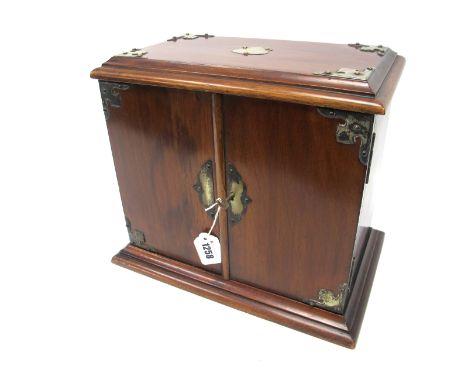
[193,233,221,265]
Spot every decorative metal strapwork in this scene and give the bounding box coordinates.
[167,33,214,42]
[315,67,375,81]
[348,43,388,56]
[99,81,130,121]
[231,46,273,56]
[308,283,349,314]
[317,108,375,166]
[125,217,157,253]
[193,160,216,218]
[116,48,147,58]
[227,164,251,223]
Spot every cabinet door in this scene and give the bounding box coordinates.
[103,83,221,274]
[223,95,367,303]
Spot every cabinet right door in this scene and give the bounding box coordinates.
[223,95,367,305]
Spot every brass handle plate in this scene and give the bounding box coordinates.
[231,46,272,56]
[194,161,251,222]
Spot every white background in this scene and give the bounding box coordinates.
[1,1,467,380]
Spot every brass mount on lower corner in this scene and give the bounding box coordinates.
[125,217,157,253]
[306,283,349,314]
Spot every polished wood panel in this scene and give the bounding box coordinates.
[98,37,397,95]
[121,244,347,330]
[91,67,391,114]
[91,37,406,115]
[105,85,221,273]
[223,95,367,303]
[111,228,384,348]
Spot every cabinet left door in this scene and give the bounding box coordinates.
[100,82,221,274]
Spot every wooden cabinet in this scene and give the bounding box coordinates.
[91,36,404,348]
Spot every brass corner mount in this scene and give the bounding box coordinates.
[317,108,374,166]
[306,283,349,314]
[125,217,157,253]
[116,48,147,58]
[99,81,130,121]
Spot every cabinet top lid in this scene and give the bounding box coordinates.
[91,36,405,115]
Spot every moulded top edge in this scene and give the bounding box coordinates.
[91,36,405,114]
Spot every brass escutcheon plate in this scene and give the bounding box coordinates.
[227,164,251,223]
[193,160,216,218]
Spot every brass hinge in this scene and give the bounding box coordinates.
[167,33,214,42]
[315,67,375,81]
[115,48,147,58]
[348,42,388,56]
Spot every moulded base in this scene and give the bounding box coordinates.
[112,228,384,348]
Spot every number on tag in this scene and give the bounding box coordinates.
[193,233,221,265]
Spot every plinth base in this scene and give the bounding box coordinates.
[112,228,384,348]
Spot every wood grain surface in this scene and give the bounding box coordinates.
[93,36,404,347]
[111,228,384,348]
[91,37,405,114]
[105,85,222,273]
[223,95,367,302]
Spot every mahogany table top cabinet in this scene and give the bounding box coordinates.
[90,35,404,348]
